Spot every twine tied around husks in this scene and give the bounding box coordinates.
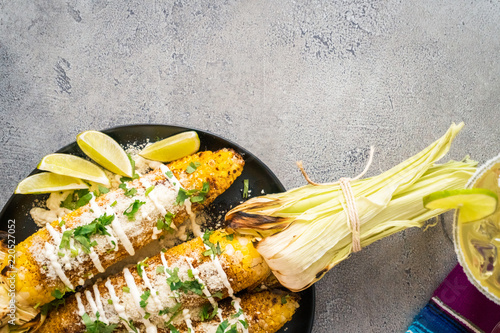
[296,146,375,253]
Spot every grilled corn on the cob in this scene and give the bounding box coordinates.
[37,230,271,333]
[0,149,244,327]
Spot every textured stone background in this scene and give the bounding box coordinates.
[1,1,500,332]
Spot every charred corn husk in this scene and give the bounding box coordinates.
[0,149,244,327]
[37,230,271,333]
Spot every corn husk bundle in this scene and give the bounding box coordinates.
[226,123,476,291]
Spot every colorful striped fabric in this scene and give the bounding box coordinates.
[407,265,500,333]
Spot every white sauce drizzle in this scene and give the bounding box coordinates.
[156,164,182,190]
[110,212,135,255]
[123,268,157,333]
[89,194,102,216]
[185,257,223,322]
[84,290,99,318]
[75,292,86,316]
[105,279,134,332]
[182,308,194,332]
[184,199,202,237]
[206,245,249,333]
[141,268,163,311]
[92,284,109,324]
[43,242,74,290]
[45,223,61,244]
[89,248,105,273]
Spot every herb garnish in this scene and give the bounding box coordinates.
[167,324,180,333]
[122,286,130,293]
[145,185,155,197]
[159,302,182,316]
[186,162,201,174]
[139,290,151,308]
[156,212,175,233]
[175,182,210,205]
[123,200,146,220]
[200,304,218,321]
[72,213,115,253]
[136,257,149,278]
[242,179,249,199]
[166,267,204,296]
[202,230,222,257]
[82,312,117,333]
[59,230,74,249]
[216,320,239,333]
[60,189,93,210]
[119,182,137,197]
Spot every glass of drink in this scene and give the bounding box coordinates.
[454,154,500,303]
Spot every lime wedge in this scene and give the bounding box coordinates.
[423,188,498,223]
[139,131,200,162]
[15,173,89,194]
[37,153,110,186]
[77,131,133,177]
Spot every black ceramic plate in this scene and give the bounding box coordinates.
[0,124,315,333]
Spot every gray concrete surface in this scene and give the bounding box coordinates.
[1,1,500,332]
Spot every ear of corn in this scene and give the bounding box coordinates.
[0,149,244,327]
[226,123,477,291]
[35,230,271,333]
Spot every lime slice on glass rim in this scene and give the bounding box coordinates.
[37,153,110,186]
[77,130,133,177]
[423,188,498,223]
[14,173,89,194]
[139,131,200,162]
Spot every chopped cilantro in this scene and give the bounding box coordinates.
[73,213,115,253]
[211,291,224,300]
[123,200,146,220]
[175,182,210,205]
[239,319,249,329]
[156,266,164,274]
[281,294,290,305]
[165,170,173,178]
[107,299,113,305]
[139,290,151,308]
[119,182,137,197]
[110,200,117,207]
[52,289,64,299]
[243,179,249,199]
[137,257,149,278]
[225,234,234,241]
[200,304,218,321]
[159,302,181,316]
[98,185,110,195]
[167,324,180,333]
[122,286,130,293]
[41,298,65,316]
[231,308,244,318]
[59,219,65,226]
[82,312,118,333]
[60,189,92,210]
[119,317,138,333]
[166,267,204,296]
[144,312,151,319]
[145,185,155,196]
[59,230,74,249]
[202,230,222,257]
[70,248,79,257]
[57,251,65,257]
[126,154,139,180]
[187,269,194,279]
[186,161,201,174]
[156,212,175,233]
[106,240,117,253]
